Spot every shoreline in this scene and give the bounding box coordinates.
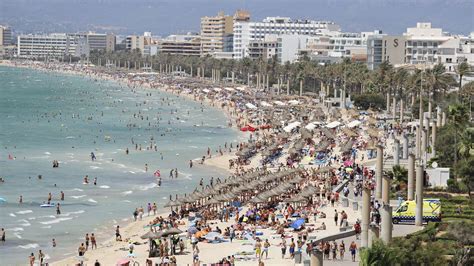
[1,61,247,265]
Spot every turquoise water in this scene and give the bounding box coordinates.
[0,66,240,265]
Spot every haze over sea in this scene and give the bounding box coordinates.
[0,66,239,265]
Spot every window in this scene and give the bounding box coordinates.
[397,204,408,213]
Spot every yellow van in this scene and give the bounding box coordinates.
[392,198,441,224]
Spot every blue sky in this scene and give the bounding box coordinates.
[0,0,472,35]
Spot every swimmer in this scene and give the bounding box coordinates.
[93,178,97,186]
[84,175,89,184]
[60,191,64,201]
[19,195,23,204]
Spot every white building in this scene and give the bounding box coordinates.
[277,35,309,63]
[302,32,370,64]
[402,23,473,71]
[17,34,78,58]
[233,16,340,59]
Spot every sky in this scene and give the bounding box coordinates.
[0,0,472,36]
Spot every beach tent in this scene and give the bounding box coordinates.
[326,121,342,129]
[288,100,300,105]
[213,88,222,92]
[224,87,235,92]
[202,89,210,93]
[236,87,246,91]
[260,101,273,107]
[245,103,258,110]
[347,120,362,128]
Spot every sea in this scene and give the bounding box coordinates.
[0,66,241,265]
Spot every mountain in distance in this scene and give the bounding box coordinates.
[0,0,472,35]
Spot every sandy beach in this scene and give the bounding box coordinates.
[1,59,415,266]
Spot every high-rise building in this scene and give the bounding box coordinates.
[126,33,152,54]
[366,31,386,70]
[200,11,234,56]
[17,34,78,58]
[0,25,12,46]
[233,16,340,59]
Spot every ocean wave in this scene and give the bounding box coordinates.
[40,217,73,225]
[122,200,131,203]
[90,166,101,169]
[8,227,24,232]
[87,198,97,203]
[18,219,31,227]
[44,152,51,155]
[17,243,39,249]
[41,225,52,229]
[136,183,157,191]
[16,210,33,215]
[121,190,133,195]
[70,188,83,192]
[65,136,75,139]
[13,232,22,239]
[70,195,86,199]
[9,213,16,217]
[62,210,85,216]
[99,185,110,189]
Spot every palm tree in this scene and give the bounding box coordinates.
[456,61,472,92]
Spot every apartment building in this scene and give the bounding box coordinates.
[17,33,77,58]
[200,11,234,56]
[233,16,340,59]
[247,35,278,60]
[301,32,369,64]
[0,25,12,46]
[126,32,152,54]
[159,33,201,56]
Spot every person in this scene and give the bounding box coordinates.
[331,241,338,260]
[280,237,287,259]
[94,259,101,266]
[56,203,61,215]
[85,233,90,250]
[52,238,57,247]
[1,228,5,242]
[133,208,138,221]
[334,209,338,226]
[354,221,361,240]
[189,160,193,168]
[38,250,45,265]
[91,233,97,249]
[179,239,185,254]
[229,226,235,243]
[29,253,35,266]
[60,191,64,201]
[255,239,262,259]
[128,241,134,254]
[289,238,295,259]
[349,241,357,262]
[115,225,122,241]
[19,195,23,204]
[78,243,86,256]
[93,178,97,186]
[261,239,270,259]
[339,240,345,260]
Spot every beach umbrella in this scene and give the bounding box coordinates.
[164,199,179,207]
[116,258,130,266]
[141,231,159,239]
[161,227,183,237]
